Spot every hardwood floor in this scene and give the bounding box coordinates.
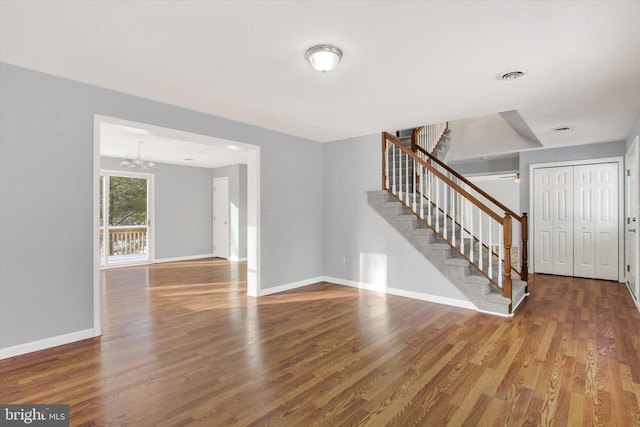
[2,259,640,426]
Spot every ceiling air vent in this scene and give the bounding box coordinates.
[551,126,573,132]
[496,69,528,81]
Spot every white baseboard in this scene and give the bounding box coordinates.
[322,276,477,311]
[257,276,325,296]
[229,257,248,262]
[0,328,96,360]
[153,254,215,264]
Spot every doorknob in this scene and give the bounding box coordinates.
[630,228,637,233]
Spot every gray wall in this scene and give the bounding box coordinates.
[101,156,214,260]
[519,140,627,212]
[212,164,248,260]
[323,133,468,301]
[0,63,323,350]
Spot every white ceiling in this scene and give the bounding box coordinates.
[1,0,639,155]
[100,122,249,169]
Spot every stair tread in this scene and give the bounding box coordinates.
[396,214,417,221]
[430,243,451,251]
[483,289,510,303]
[410,228,433,235]
[444,258,468,267]
[463,273,489,285]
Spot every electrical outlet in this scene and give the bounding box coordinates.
[341,256,346,263]
[371,260,377,269]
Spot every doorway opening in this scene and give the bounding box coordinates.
[213,176,230,259]
[93,115,261,337]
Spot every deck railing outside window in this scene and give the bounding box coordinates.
[100,226,148,256]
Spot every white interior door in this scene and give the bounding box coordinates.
[594,163,619,280]
[213,177,229,259]
[626,138,639,301]
[534,166,574,276]
[574,163,619,280]
[574,165,596,277]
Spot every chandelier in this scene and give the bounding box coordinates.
[120,141,158,170]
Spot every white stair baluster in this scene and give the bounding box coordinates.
[499,226,504,289]
[413,159,417,211]
[443,181,448,238]
[451,187,456,247]
[405,151,410,205]
[479,211,483,272]
[469,204,474,263]
[385,143,389,189]
[397,148,402,200]
[488,220,493,281]
[435,175,440,232]
[392,144,396,195]
[427,169,433,226]
[419,164,424,219]
[460,194,464,255]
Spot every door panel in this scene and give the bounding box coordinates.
[554,168,574,276]
[534,169,555,274]
[594,163,619,280]
[574,165,595,278]
[213,177,230,259]
[534,167,574,276]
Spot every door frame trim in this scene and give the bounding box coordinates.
[213,176,230,259]
[529,156,624,281]
[625,136,640,309]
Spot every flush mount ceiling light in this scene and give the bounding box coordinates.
[120,141,158,170]
[305,45,343,72]
[496,69,528,81]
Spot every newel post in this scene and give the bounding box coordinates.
[503,213,513,313]
[521,212,529,285]
[411,129,418,153]
[381,133,387,190]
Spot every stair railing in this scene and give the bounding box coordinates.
[411,122,448,160]
[412,141,528,283]
[382,132,529,313]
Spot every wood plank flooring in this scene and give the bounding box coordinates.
[1,258,640,426]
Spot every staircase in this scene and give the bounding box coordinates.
[369,127,529,315]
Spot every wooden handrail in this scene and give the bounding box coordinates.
[382,131,530,313]
[384,132,503,223]
[414,144,522,222]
